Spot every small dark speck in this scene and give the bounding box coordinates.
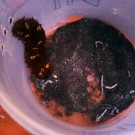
[1,45,3,50]
[55,111,63,117]
[9,17,13,24]
[3,29,6,35]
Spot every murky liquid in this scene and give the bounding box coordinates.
[12,16,135,126]
[30,16,98,126]
[0,106,30,135]
[29,17,135,126]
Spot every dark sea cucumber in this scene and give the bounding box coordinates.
[12,17,52,79]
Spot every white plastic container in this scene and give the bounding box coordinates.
[0,0,135,135]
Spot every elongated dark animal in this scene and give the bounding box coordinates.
[12,17,52,78]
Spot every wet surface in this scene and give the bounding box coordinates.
[32,18,135,124]
[12,17,135,126]
[0,106,30,135]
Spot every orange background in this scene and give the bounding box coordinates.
[0,106,30,135]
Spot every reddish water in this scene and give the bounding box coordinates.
[30,15,135,126]
[0,106,30,135]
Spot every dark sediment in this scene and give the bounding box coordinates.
[31,18,135,123]
[12,17,135,123]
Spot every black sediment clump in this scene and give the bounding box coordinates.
[12,17,52,79]
[12,17,135,123]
